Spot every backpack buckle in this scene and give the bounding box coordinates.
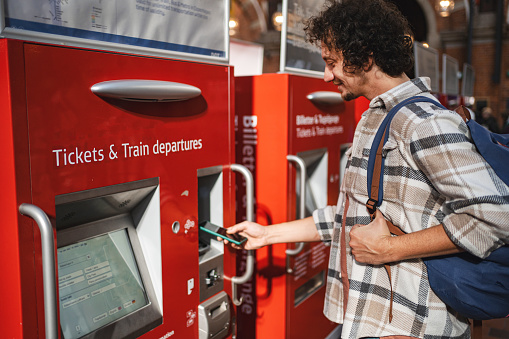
[366,198,378,221]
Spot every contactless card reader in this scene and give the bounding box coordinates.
[197,167,232,339]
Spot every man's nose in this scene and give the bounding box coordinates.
[324,67,334,82]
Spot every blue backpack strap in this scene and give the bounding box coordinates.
[366,96,446,213]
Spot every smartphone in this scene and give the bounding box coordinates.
[199,221,247,246]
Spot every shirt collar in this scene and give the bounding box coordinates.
[368,77,432,112]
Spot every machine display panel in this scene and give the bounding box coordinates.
[58,229,149,339]
[1,0,229,62]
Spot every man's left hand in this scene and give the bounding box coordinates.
[349,210,393,265]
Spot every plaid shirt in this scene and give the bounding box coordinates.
[313,77,509,339]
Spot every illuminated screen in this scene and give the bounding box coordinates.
[57,229,149,339]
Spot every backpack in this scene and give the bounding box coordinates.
[366,95,509,320]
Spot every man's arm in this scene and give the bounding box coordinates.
[349,210,463,265]
[226,216,320,250]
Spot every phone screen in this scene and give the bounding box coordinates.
[199,221,247,245]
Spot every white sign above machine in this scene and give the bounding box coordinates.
[280,0,326,77]
[1,0,229,63]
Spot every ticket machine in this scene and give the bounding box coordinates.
[235,73,356,339]
[0,37,253,339]
[0,0,254,337]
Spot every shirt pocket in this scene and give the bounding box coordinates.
[382,138,400,171]
[382,138,399,158]
[380,138,401,205]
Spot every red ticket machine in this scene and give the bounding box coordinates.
[354,96,370,124]
[235,73,356,339]
[1,38,248,339]
[438,93,461,110]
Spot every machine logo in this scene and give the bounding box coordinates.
[186,309,197,327]
[184,219,195,234]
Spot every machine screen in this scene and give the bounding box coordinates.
[57,229,149,339]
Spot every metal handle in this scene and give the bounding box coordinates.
[286,155,306,273]
[229,164,255,306]
[19,203,58,339]
[91,80,202,102]
[306,91,343,105]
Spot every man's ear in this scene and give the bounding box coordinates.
[363,55,374,72]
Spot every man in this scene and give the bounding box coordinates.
[226,0,509,338]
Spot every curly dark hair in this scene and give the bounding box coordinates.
[305,0,414,77]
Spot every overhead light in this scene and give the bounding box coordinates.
[229,18,239,36]
[437,0,455,17]
[229,19,238,29]
[272,11,283,31]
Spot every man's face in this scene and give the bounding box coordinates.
[321,45,367,101]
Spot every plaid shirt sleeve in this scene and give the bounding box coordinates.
[313,204,337,242]
[407,107,509,258]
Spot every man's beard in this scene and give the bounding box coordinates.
[342,91,358,101]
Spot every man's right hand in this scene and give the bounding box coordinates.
[223,216,320,250]
[224,221,268,250]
